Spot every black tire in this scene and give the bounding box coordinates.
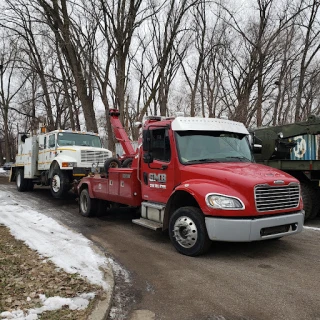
[79,188,97,217]
[50,167,70,198]
[309,187,320,219]
[169,206,211,256]
[301,183,317,220]
[104,158,121,174]
[16,169,28,192]
[317,190,320,217]
[122,158,133,168]
[27,180,34,191]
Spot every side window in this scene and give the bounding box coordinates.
[151,128,171,162]
[44,137,47,149]
[48,134,55,148]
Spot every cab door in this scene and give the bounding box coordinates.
[38,135,46,170]
[44,133,57,170]
[140,127,176,203]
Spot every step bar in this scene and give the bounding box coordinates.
[132,218,163,231]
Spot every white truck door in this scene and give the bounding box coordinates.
[24,136,38,178]
[43,133,57,170]
[38,135,46,171]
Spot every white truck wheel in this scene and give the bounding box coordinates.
[50,168,70,198]
[16,169,28,192]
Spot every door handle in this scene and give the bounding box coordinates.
[143,172,148,185]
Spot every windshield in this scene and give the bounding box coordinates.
[57,132,102,148]
[175,131,253,164]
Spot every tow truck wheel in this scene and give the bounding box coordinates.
[169,206,211,256]
[50,168,70,198]
[79,188,96,217]
[16,169,28,192]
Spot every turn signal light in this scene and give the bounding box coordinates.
[61,162,76,167]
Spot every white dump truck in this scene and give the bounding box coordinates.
[10,126,112,198]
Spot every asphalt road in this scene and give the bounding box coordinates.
[1,176,320,320]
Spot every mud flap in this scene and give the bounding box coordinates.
[9,167,16,182]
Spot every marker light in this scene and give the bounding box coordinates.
[61,162,77,167]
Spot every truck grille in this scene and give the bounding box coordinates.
[255,183,300,212]
[81,150,110,165]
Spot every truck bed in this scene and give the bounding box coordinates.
[89,168,142,206]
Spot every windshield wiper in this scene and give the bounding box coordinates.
[185,158,220,164]
[225,156,250,162]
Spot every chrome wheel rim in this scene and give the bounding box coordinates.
[51,174,61,193]
[173,216,198,248]
[110,161,119,168]
[17,172,21,187]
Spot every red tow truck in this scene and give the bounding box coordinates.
[78,110,304,256]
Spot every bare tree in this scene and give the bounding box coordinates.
[271,24,300,125]
[1,0,58,130]
[179,1,206,117]
[295,0,320,121]
[138,0,201,119]
[37,0,98,132]
[198,3,227,118]
[0,36,28,161]
[82,0,152,150]
[218,0,308,126]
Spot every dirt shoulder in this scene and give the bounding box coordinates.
[0,173,10,184]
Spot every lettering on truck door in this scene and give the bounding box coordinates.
[141,127,175,203]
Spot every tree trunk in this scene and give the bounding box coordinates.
[3,107,11,161]
[233,93,250,125]
[38,0,98,132]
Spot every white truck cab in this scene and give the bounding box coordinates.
[12,129,112,198]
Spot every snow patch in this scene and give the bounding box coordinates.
[0,293,95,320]
[0,168,9,176]
[0,190,110,290]
[107,257,131,283]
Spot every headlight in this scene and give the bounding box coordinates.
[206,193,244,210]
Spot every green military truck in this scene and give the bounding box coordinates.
[252,115,320,220]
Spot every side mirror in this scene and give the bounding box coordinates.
[249,133,262,154]
[253,143,262,154]
[143,130,152,152]
[248,133,253,146]
[143,153,154,164]
[253,136,262,154]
